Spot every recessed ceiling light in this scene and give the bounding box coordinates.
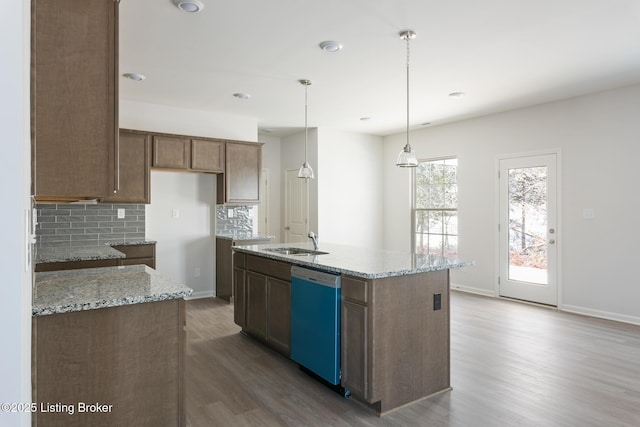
[448,92,465,98]
[171,0,203,13]
[233,93,251,99]
[122,73,146,81]
[319,41,343,53]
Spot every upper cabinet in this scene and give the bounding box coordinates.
[31,0,119,202]
[151,135,225,173]
[223,142,261,204]
[150,130,261,205]
[102,130,151,204]
[152,135,191,170]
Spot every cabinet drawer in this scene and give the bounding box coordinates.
[342,276,368,304]
[233,252,246,268]
[246,255,291,282]
[112,244,155,259]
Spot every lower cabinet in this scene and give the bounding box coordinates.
[341,271,451,414]
[233,253,291,356]
[32,299,186,426]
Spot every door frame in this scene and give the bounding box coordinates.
[494,149,562,307]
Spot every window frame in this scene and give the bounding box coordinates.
[412,156,459,257]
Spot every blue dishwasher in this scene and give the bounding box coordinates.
[290,265,341,385]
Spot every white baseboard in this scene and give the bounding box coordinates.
[186,290,214,300]
[561,304,640,327]
[450,283,495,298]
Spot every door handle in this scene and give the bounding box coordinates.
[549,239,555,244]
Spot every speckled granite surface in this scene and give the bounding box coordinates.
[233,242,473,279]
[216,233,275,242]
[35,240,157,264]
[33,264,192,316]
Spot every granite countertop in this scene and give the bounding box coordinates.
[33,264,192,316]
[232,242,473,279]
[216,233,275,242]
[35,240,158,264]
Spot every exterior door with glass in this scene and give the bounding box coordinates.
[498,153,558,306]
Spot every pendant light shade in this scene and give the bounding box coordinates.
[396,30,419,168]
[298,79,315,179]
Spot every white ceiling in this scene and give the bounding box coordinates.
[119,0,640,137]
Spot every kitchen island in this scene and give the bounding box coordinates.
[33,265,192,426]
[232,242,472,415]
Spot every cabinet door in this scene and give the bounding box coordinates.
[102,131,151,203]
[191,139,224,172]
[152,136,191,169]
[32,0,118,200]
[233,267,246,328]
[245,272,267,339]
[266,277,291,355]
[225,142,261,204]
[341,300,369,400]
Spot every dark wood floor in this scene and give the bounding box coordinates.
[185,291,640,426]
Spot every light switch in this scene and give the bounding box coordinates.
[582,208,595,220]
[117,208,125,219]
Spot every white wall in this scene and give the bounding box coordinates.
[318,129,384,248]
[120,100,259,298]
[383,84,640,324]
[258,134,283,242]
[1,0,32,425]
[147,172,216,298]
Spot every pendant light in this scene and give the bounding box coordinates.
[298,79,315,179]
[396,30,419,168]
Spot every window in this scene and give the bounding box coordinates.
[414,157,458,257]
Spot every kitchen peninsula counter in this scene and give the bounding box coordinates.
[32,264,191,426]
[33,264,192,316]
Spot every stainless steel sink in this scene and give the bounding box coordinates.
[264,247,329,256]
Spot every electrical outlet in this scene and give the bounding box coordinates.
[172,208,180,219]
[117,208,125,219]
[228,209,234,218]
[433,293,442,311]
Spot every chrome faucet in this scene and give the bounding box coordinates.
[308,231,319,250]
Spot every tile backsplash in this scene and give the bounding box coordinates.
[35,203,146,251]
[215,205,255,234]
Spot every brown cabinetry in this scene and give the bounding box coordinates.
[234,253,291,355]
[341,271,451,415]
[102,130,151,204]
[152,135,191,169]
[216,238,272,302]
[192,139,224,172]
[222,142,262,204]
[152,135,225,172]
[32,0,118,202]
[32,299,186,426]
